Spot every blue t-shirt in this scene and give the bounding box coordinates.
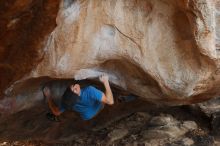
[60,86,104,120]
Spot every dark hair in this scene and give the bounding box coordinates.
[61,86,80,110]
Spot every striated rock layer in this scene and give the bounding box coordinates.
[1,0,220,113]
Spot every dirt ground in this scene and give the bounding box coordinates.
[0,98,218,146]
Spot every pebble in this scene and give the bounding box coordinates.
[182,121,198,130]
[108,128,129,142]
[182,138,194,146]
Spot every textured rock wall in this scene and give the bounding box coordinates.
[0,0,60,96]
[31,0,219,102]
[1,0,220,113]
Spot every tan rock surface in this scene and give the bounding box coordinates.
[31,0,220,103]
[1,0,220,113]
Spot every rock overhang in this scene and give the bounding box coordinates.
[1,0,220,114]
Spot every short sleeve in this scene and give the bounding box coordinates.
[88,86,103,102]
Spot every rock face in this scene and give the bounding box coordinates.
[1,0,220,113]
[0,0,60,95]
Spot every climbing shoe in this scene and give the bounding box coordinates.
[46,112,60,122]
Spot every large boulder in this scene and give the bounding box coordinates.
[1,0,220,113]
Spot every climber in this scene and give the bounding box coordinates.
[43,74,114,121]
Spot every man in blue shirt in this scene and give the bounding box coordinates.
[43,75,114,121]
